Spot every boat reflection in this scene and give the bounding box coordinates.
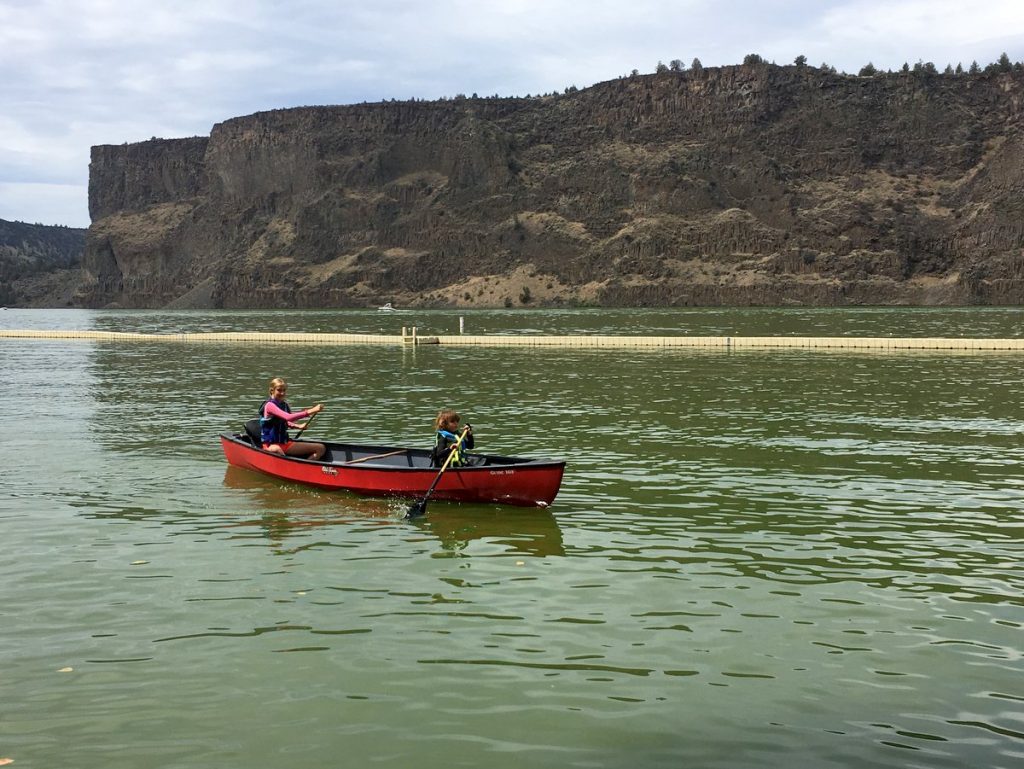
[222,465,564,556]
[416,506,565,557]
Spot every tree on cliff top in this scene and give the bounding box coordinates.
[986,52,1013,73]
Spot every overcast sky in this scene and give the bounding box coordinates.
[2,0,1022,228]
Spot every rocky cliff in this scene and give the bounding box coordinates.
[0,218,85,306]
[76,63,1024,309]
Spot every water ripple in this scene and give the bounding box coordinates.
[4,309,1024,768]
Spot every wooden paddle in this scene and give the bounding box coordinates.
[342,449,406,466]
[405,427,470,519]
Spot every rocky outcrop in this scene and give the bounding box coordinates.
[0,218,85,306]
[75,64,1024,308]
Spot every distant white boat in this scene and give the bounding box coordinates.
[377,302,396,312]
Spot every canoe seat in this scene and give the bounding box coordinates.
[243,419,262,446]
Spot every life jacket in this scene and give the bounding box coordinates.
[432,428,473,467]
[259,398,291,446]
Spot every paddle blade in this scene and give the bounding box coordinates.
[405,499,428,519]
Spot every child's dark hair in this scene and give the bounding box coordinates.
[434,409,460,430]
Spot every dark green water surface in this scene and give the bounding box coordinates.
[2,308,1022,768]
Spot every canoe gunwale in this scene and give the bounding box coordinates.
[219,432,563,471]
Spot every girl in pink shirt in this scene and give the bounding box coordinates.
[259,377,326,460]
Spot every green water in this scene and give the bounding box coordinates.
[2,308,1022,768]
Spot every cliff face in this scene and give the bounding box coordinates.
[76,64,1024,309]
[0,218,86,306]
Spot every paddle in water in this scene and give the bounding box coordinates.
[405,426,470,518]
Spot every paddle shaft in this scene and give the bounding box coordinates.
[406,427,470,517]
[292,411,318,440]
[342,449,406,465]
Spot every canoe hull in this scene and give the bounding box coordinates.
[219,433,565,507]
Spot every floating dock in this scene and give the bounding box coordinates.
[2,328,1023,350]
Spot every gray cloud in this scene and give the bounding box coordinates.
[1,0,1021,226]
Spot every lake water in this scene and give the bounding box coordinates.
[2,308,1022,768]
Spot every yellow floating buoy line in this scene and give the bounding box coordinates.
[1,327,1023,351]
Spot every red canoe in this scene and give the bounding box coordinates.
[219,432,566,507]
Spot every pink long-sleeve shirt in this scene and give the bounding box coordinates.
[262,400,310,423]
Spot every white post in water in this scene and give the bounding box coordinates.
[459,316,464,335]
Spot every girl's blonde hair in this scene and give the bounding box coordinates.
[268,377,287,396]
[434,409,460,430]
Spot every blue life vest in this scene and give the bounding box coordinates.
[432,428,473,467]
[259,398,291,446]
